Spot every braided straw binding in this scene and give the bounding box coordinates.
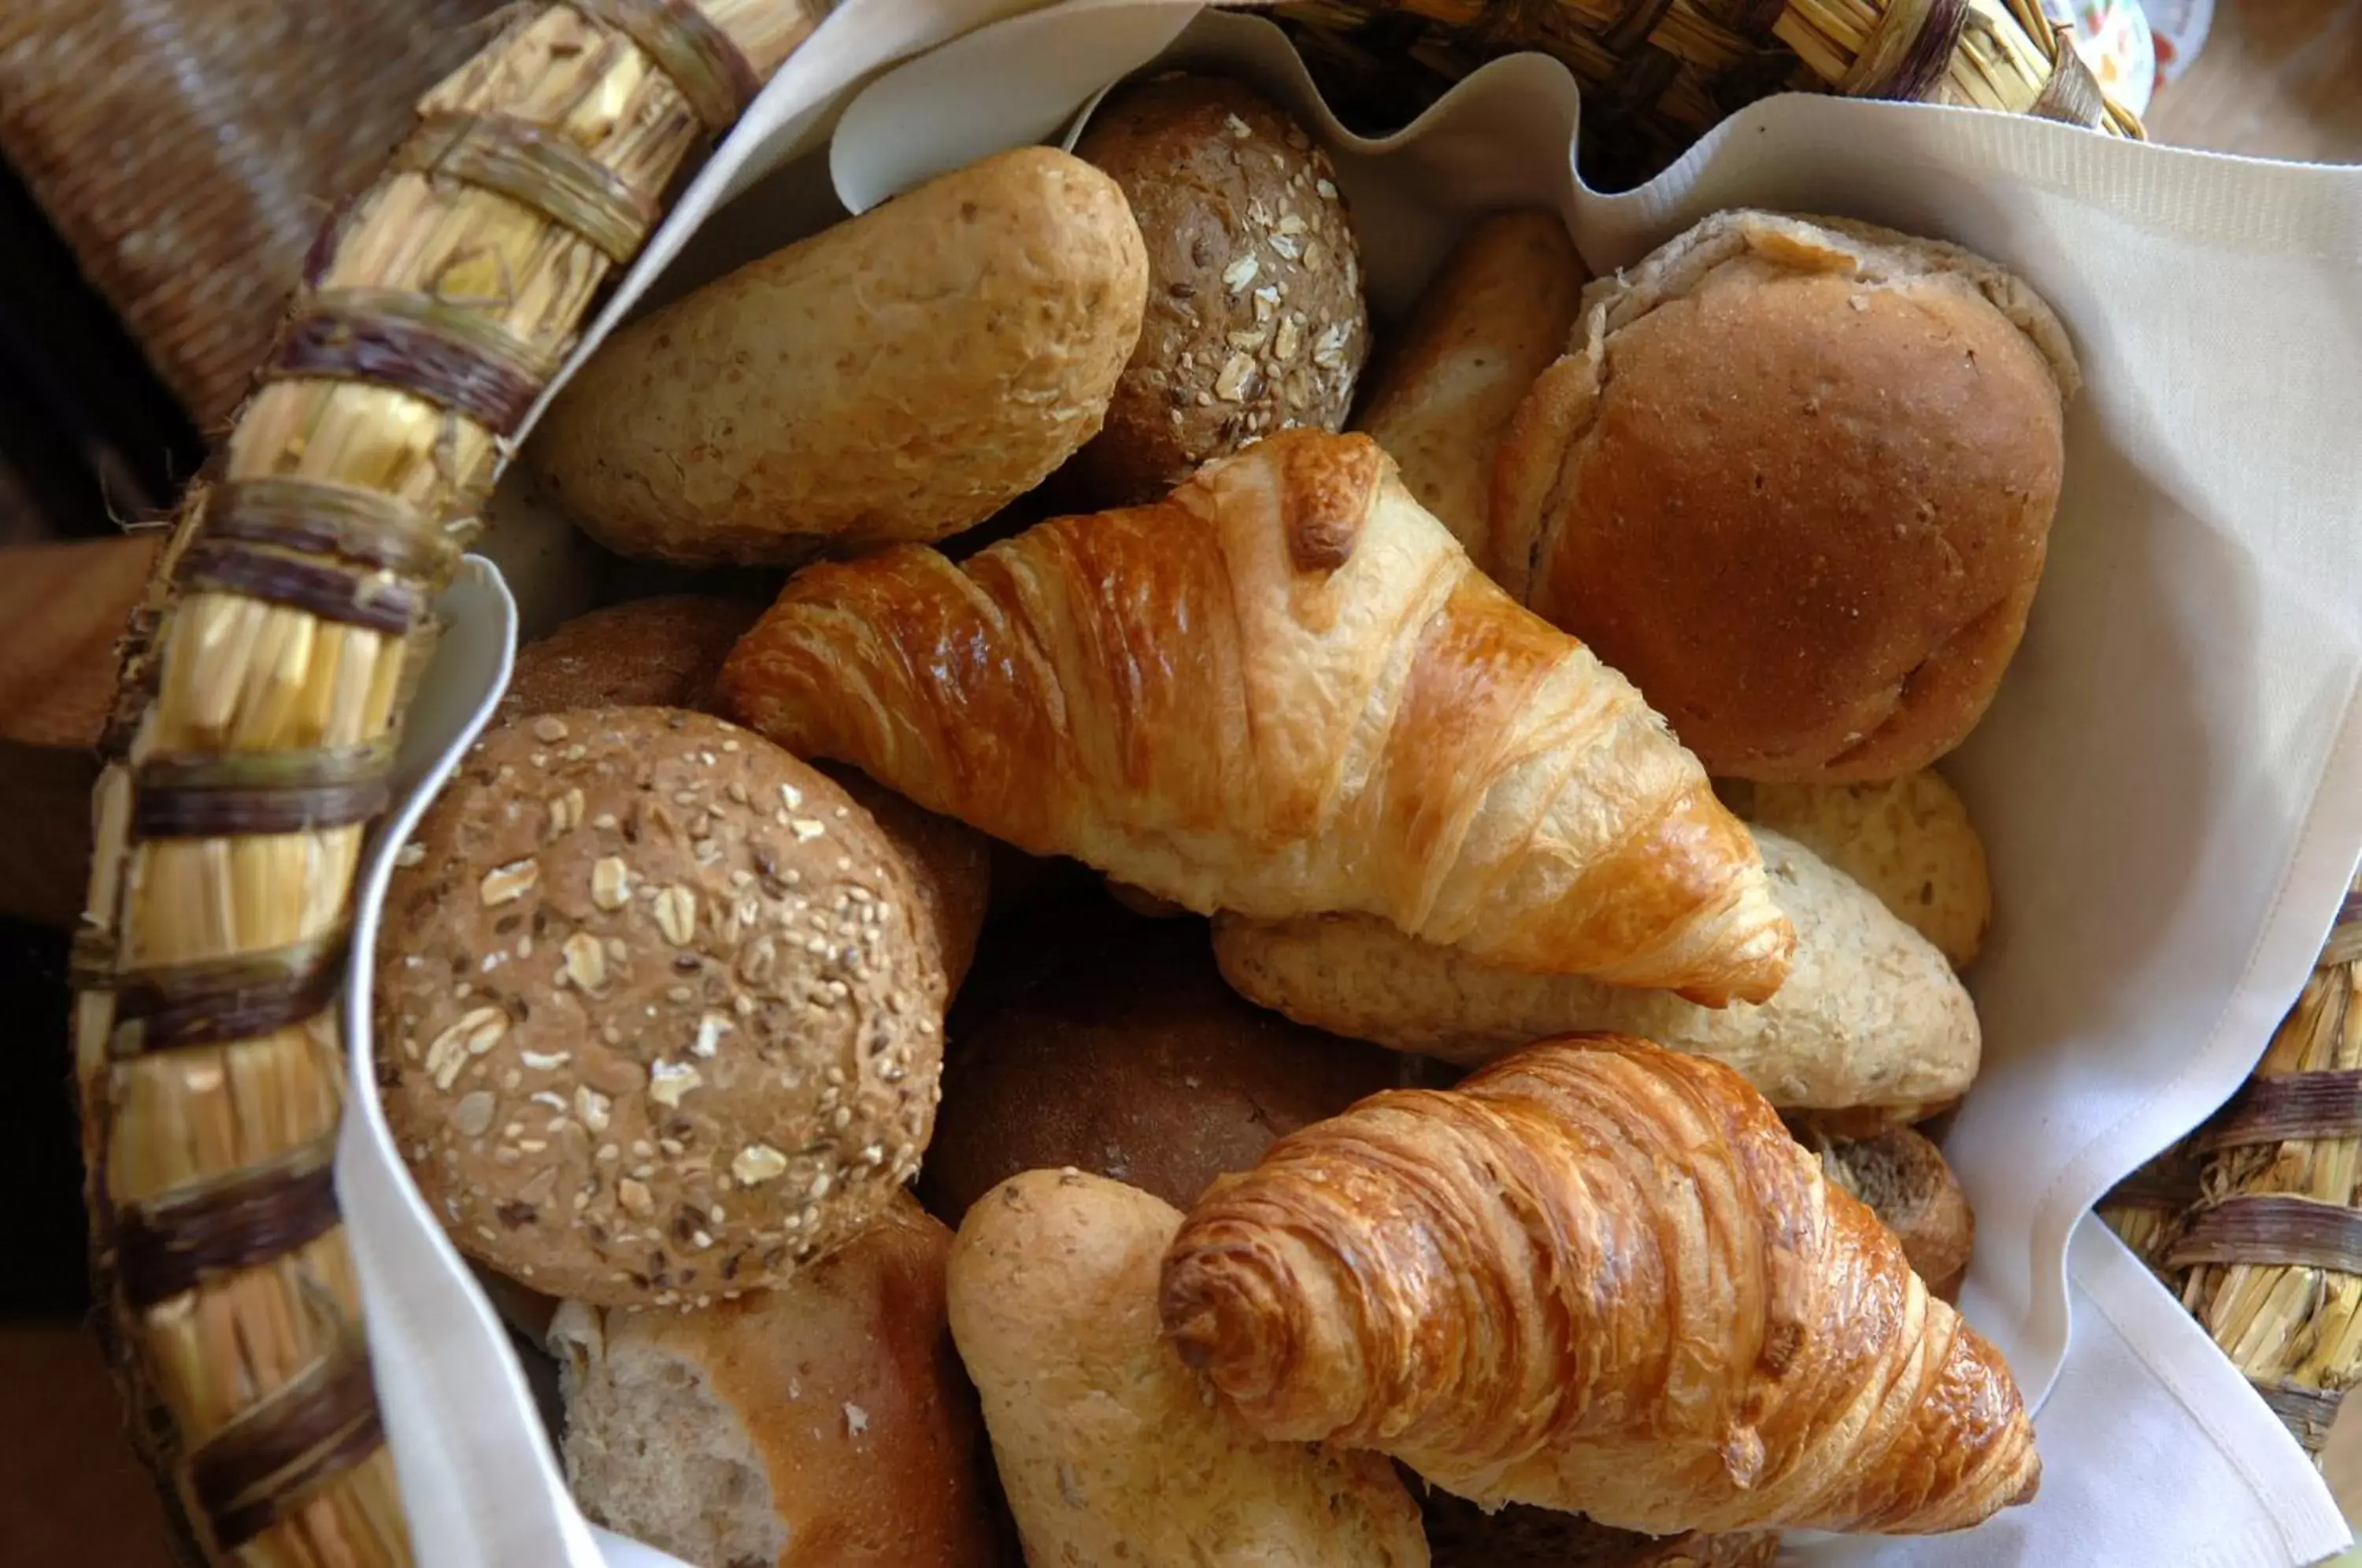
[1276,0,2142,179]
[71,4,824,1561]
[2102,871,2362,1462]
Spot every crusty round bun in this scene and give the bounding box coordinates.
[1066,73,1370,505]
[376,707,947,1307]
[495,595,765,724]
[550,1193,1001,1568]
[1721,769,1990,968]
[1494,209,2078,782]
[919,919,1401,1219]
[496,598,993,993]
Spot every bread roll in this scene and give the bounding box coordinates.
[827,770,991,994]
[947,1170,1427,1566]
[1211,827,1976,1122]
[533,146,1148,563]
[920,920,1400,1219]
[495,599,993,991]
[1722,770,1990,968]
[1066,74,1369,505]
[551,1195,999,1567]
[495,596,764,724]
[376,708,946,1306]
[1421,1491,1777,1568]
[1494,210,2078,781]
[1803,1122,1975,1301]
[1354,210,1585,557]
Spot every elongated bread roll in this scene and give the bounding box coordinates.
[724,430,1793,1006]
[1355,210,1585,559]
[948,1169,1427,1566]
[533,147,1148,564]
[1212,826,1975,1121]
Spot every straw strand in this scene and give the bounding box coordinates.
[76,3,824,1561]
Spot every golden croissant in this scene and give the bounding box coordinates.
[722,431,1791,1004]
[1158,1036,2038,1537]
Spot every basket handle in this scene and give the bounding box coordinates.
[72,6,826,1562]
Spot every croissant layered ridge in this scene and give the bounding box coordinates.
[723,431,1790,1004]
[1159,1037,2038,1537]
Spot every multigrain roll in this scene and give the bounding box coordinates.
[1065,74,1369,504]
[376,708,947,1306]
[495,598,993,992]
[1494,210,2078,781]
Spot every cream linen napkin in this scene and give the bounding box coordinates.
[335,4,2362,1564]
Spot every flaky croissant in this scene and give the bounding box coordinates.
[1158,1036,2038,1537]
[723,431,1791,1004]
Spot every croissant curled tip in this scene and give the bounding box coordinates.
[1192,428,1394,575]
[1158,1235,1281,1392]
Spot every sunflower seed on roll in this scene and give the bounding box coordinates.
[375,706,947,1307]
[1064,73,1370,505]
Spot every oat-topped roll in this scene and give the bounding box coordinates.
[375,706,947,1307]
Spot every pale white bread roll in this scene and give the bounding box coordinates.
[1212,826,1976,1121]
[947,1169,1427,1567]
[1353,209,1585,561]
[550,1195,1000,1568]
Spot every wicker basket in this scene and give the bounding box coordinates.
[1274,0,2142,180]
[0,0,506,431]
[56,2,2330,1565]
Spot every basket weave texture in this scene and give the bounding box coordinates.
[45,0,2321,1562]
[1278,0,2142,179]
[2102,872,2362,1464]
[0,0,503,429]
[67,3,820,1562]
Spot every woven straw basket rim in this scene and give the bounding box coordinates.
[63,2,2326,1564]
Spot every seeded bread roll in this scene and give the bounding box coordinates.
[494,597,993,992]
[1067,74,1369,505]
[550,1194,1001,1568]
[1494,209,2077,781]
[376,707,948,1307]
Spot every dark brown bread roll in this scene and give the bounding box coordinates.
[1065,73,1369,505]
[496,595,765,724]
[1494,210,2078,782]
[1421,1488,1778,1568]
[920,919,1401,1221]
